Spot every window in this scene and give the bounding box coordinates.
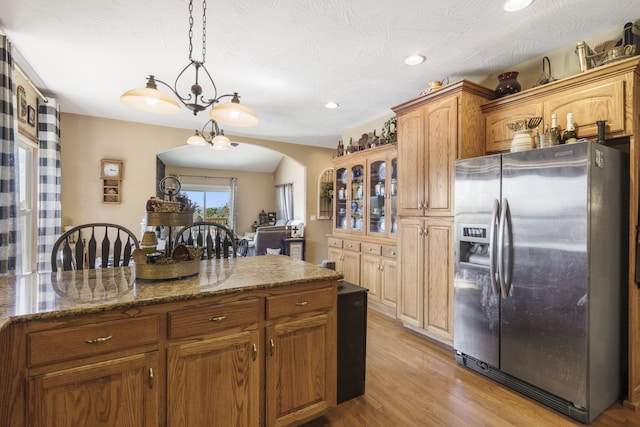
[18,136,37,274]
[183,186,232,227]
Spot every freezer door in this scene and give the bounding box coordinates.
[500,143,589,407]
[453,155,501,367]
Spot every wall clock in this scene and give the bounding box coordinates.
[100,159,123,204]
[101,159,123,179]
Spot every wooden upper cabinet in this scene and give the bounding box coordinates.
[485,101,544,153]
[425,96,458,215]
[481,58,636,153]
[396,108,424,217]
[544,79,625,140]
[393,80,494,217]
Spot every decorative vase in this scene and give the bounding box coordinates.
[495,71,521,98]
[510,129,534,152]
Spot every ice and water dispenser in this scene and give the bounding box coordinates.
[457,224,491,268]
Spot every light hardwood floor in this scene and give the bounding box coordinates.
[303,309,640,427]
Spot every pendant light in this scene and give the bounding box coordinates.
[120,0,258,127]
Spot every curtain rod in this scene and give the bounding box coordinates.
[15,63,49,103]
[176,174,237,180]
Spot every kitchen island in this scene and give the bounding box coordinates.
[0,255,342,427]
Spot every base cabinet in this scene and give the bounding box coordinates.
[167,330,260,426]
[327,247,360,284]
[328,236,396,313]
[13,280,337,427]
[265,286,337,426]
[28,352,159,427]
[398,218,454,345]
[360,251,397,309]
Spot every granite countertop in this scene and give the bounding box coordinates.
[0,256,342,331]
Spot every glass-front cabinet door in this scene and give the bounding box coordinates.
[350,164,365,233]
[335,167,348,231]
[389,157,398,236]
[367,153,397,237]
[368,158,386,235]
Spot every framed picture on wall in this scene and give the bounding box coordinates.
[17,85,27,123]
[27,106,36,127]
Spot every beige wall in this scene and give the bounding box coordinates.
[342,112,395,148]
[59,113,335,264]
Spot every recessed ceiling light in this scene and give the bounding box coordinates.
[504,0,533,12]
[404,55,426,66]
[325,102,339,109]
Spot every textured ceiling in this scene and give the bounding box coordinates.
[1,0,638,170]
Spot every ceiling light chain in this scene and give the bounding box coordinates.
[119,0,258,127]
[188,0,206,63]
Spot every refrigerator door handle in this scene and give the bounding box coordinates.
[498,197,509,298]
[489,199,500,296]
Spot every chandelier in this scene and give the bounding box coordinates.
[119,0,258,127]
[187,119,238,151]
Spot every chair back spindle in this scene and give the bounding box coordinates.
[51,223,140,272]
[176,222,237,259]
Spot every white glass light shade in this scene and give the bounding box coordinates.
[120,87,180,114]
[209,102,259,127]
[186,133,207,146]
[212,134,231,147]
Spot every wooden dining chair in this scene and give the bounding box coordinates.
[51,223,140,272]
[237,238,249,257]
[175,222,237,259]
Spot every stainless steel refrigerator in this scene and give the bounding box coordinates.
[453,141,628,424]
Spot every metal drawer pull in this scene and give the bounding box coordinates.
[269,338,275,356]
[148,368,154,388]
[252,343,257,360]
[85,335,113,344]
[208,315,227,322]
[295,301,309,306]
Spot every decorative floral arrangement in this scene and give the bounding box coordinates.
[321,181,334,201]
[146,193,198,213]
[381,116,397,145]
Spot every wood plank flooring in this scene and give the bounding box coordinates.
[303,309,640,427]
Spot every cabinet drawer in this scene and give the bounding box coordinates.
[169,298,261,340]
[328,237,343,248]
[361,242,381,255]
[28,315,159,367]
[343,240,361,252]
[382,245,397,258]
[267,288,334,320]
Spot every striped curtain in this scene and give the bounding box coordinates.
[0,36,18,274]
[36,99,61,271]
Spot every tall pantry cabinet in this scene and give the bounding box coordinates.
[392,80,493,345]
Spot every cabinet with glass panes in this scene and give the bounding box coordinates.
[332,145,397,236]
